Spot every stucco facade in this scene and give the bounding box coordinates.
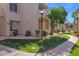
[73,14,79,31]
[0,3,49,36]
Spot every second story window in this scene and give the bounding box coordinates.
[10,3,17,13]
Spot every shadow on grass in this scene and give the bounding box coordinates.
[35,36,68,55]
[69,40,79,56]
[0,36,70,55]
[36,40,79,56]
[0,39,41,53]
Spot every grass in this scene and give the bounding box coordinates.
[0,34,69,53]
[64,31,79,36]
[63,31,74,35]
[70,40,79,56]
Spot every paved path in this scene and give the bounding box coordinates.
[0,36,8,41]
[45,35,78,56]
[0,45,35,56]
[36,35,78,56]
[0,35,78,56]
[0,36,40,40]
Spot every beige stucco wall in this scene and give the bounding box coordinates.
[0,3,49,36]
[0,3,21,36]
[0,4,9,36]
[0,16,6,35]
[18,3,40,36]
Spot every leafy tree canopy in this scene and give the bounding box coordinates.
[72,8,79,19]
[48,7,67,24]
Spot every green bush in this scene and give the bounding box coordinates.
[42,31,48,36]
[73,31,79,36]
[35,30,40,36]
[64,31,74,35]
[74,32,79,37]
[25,31,32,36]
[13,30,18,36]
[64,31,70,34]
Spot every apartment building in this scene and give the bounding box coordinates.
[0,3,49,36]
[73,14,79,31]
[54,22,73,32]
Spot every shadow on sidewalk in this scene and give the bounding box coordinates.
[35,39,78,56]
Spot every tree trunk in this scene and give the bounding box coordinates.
[73,22,75,32]
[62,24,63,32]
[56,24,57,33]
[77,20,78,31]
[50,22,54,35]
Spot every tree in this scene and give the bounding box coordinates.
[59,18,67,32]
[72,8,79,20]
[47,7,67,34]
[47,13,54,34]
[72,8,79,31]
[57,7,67,32]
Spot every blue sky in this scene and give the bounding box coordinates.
[46,3,79,23]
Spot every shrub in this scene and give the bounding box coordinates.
[25,31,31,36]
[13,30,18,36]
[74,31,78,33]
[64,31,74,35]
[74,31,79,37]
[64,31,70,34]
[75,33,79,36]
[35,30,40,36]
[42,31,48,36]
[44,29,52,35]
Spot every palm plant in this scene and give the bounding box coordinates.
[72,8,79,31]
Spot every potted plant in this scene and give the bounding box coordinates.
[42,31,47,36]
[25,31,31,36]
[35,30,40,37]
[13,30,18,36]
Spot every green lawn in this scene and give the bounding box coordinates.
[63,31,74,35]
[70,40,79,56]
[0,34,69,53]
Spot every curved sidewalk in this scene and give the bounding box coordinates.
[45,35,78,56]
[0,45,35,56]
[0,35,78,56]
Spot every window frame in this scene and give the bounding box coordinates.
[9,3,17,13]
[10,20,20,31]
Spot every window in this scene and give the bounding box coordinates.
[10,20,20,31]
[10,3,13,11]
[9,3,17,12]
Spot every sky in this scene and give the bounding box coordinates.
[46,3,79,23]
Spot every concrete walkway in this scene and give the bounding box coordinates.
[0,45,35,56]
[44,35,78,56]
[0,36,8,41]
[0,35,78,56]
[36,35,78,56]
[0,36,40,40]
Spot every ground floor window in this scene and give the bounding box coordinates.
[10,20,20,36]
